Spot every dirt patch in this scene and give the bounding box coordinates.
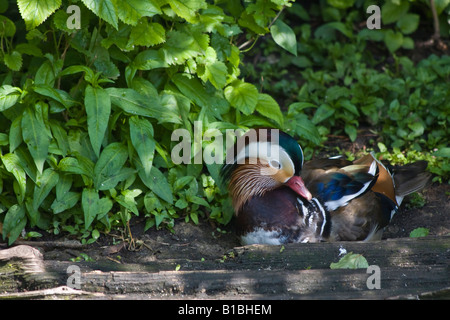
[384,183,450,238]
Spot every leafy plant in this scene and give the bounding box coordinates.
[242,1,449,181]
[330,252,369,269]
[409,227,430,238]
[0,0,448,245]
[0,0,296,244]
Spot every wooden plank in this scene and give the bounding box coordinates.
[1,237,449,299]
[229,236,450,270]
[0,286,98,300]
[74,266,449,299]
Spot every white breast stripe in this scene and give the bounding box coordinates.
[297,198,309,225]
[312,198,327,236]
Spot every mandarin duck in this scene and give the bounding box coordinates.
[221,128,431,245]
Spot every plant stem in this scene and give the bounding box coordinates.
[238,5,286,53]
[429,0,440,40]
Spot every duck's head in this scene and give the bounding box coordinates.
[221,128,312,214]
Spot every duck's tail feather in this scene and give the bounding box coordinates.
[391,161,431,205]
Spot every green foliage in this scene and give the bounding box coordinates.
[409,227,429,238]
[404,192,427,209]
[242,1,450,180]
[0,0,294,244]
[376,143,450,183]
[270,19,297,56]
[0,0,448,244]
[330,252,369,269]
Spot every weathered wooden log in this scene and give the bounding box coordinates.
[229,236,450,270]
[0,286,96,300]
[1,236,449,299]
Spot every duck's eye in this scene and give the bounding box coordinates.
[269,159,281,169]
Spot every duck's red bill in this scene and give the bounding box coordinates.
[286,176,312,201]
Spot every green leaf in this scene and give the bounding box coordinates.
[32,168,59,212]
[291,114,322,145]
[326,86,350,101]
[2,204,27,245]
[49,120,69,156]
[55,173,72,199]
[58,156,94,179]
[190,196,209,207]
[115,0,161,25]
[408,121,424,138]
[132,50,168,70]
[330,252,369,269]
[0,133,8,146]
[397,13,419,35]
[128,20,165,47]
[139,166,173,204]
[1,153,27,203]
[167,0,207,23]
[159,92,190,126]
[0,85,21,112]
[85,85,111,157]
[82,188,113,230]
[3,51,23,71]
[131,77,159,100]
[190,211,199,224]
[107,88,175,122]
[205,60,228,90]
[433,147,450,158]
[345,123,357,142]
[115,189,142,215]
[9,117,22,153]
[270,19,297,56]
[339,100,359,116]
[59,65,95,81]
[409,227,429,238]
[245,0,278,29]
[224,80,258,115]
[434,0,450,14]
[384,29,404,53]
[51,191,80,214]
[326,0,356,9]
[33,84,77,109]
[21,107,50,174]
[401,36,414,50]
[35,60,56,86]
[172,73,210,108]
[255,93,284,126]
[17,0,61,29]
[93,142,128,190]
[51,176,80,214]
[288,102,317,115]
[0,15,16,36]
[160,29,206,65]
[175,197,188,209]
[382,0,410,24]
[315,22,353,39]
[174,176,195,191]
[312,104,335,124]
[81,0,118,29]
[129,116,155,178]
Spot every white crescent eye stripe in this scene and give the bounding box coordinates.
[269,159,281,169]
[233,141,296,180]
